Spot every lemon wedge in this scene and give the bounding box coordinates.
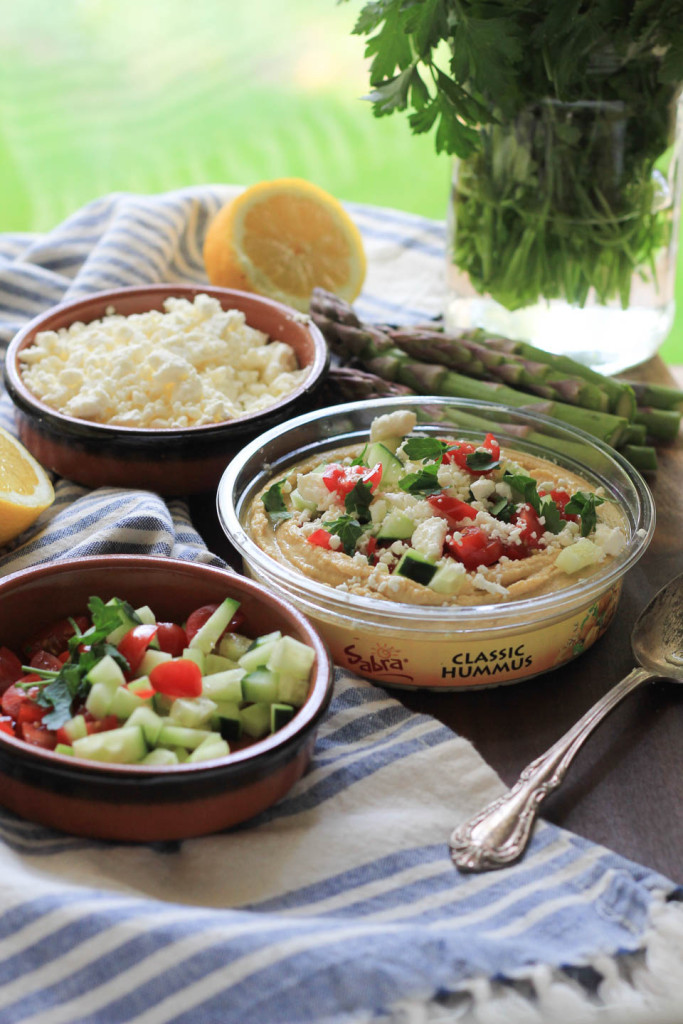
[0,427,55,546]
[204,177,366,312]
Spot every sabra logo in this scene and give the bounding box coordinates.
[343,642,414,683]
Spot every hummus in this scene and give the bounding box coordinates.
[247,411,628,606]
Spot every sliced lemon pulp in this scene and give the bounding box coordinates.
[0,427,55,545]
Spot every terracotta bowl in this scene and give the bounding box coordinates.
[3,284,329,496]
[0,556,333,841]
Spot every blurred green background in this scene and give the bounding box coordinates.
[1,0,681,364]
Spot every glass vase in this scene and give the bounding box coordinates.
[444,91,683,374]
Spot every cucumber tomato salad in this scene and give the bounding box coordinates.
[0,595,315,765]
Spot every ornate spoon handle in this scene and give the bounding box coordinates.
[449,666,653,872]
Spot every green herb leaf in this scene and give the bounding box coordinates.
[502,471,541,513]
[398,463,442,495]
[402,437,446,461]
[344,479,374,523]
[350,444,369,467]
[262,480,291,525]
[466,449,500,472]
[324,515,364,556]
[564,491,605,537]
[490,496,515,522]
[539,495,565,535]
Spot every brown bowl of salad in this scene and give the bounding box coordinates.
[0,555,333,841]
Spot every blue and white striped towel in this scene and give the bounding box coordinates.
[1,187,682,1024]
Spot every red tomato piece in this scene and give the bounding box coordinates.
[17,702,47,726]
[20,722,57,750]
[1,682,40,721]
[149,659,202,698]
[29,650,64,673]
[23,615,90,658]
[117,624,159,676]
[322,462,383,497]
[427,493,478,527]
[0,647,23,695]
[307,528,333,549]
[155,622,188,657]
[86,714,119,735]
[446,527,504,570]
[512,503,545,550]
[541,488,580,523]
[0,716,15,737]
[442,433,500,474]
[184,604,246,645]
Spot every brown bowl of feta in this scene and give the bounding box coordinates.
[3,284,329,495]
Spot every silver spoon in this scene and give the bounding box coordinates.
[450,572,683,872]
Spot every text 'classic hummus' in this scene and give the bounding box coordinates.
[248,411,629,606]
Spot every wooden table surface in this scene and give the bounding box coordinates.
[190,358,683,885]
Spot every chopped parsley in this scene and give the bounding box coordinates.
[324,515,365,555]
[344,479,374,523]
[502,470,542,513]
[564,491,605,537]
[262,479,292,525]
[466,449,500,473]
[398,463,442,496]
[401,437,447,462]
[25,597,135,729]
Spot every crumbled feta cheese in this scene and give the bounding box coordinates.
[469,477,496,501]
[472,573,509,597]
[411,517,448,561]
[369,410,417,443]
[594,523,627,557]
[18,294,310,429]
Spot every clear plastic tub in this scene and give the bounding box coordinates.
[217,398,655,690]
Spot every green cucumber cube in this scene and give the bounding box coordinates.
[139,649,172,676]
[240,703,271,739]
[217,633,252,660]
[266,635,315,678]
[60,714,88,742]
[181,647,205,671]
[157,724,213,750]
[141,748,179,766]
[126,706,164,746]
[72,725,147,764]
[169,696,218,729]
[203,653,237,675]
[277,673,309,708]
[134,605,156,625]
[188,597,241,654]
[109,685,151,720]
[186,737,230,763]
[213,702,243,742]
[201,668,245,702]
[238,636,281,673]
[241,668,280,704]
[364,441,404,485]
[54,743,74,756]
[376,510,415,541]
[393,550,437,586]
[86,654,126,691]
[428,561,467,595]
[270,703,296,732]
[85,681,115,719]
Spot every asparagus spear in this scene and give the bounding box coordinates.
[633,407,682,442]
[387,327,610,411]
[319,366,414,402]
[309,295,630,448]
[621,379,683,411]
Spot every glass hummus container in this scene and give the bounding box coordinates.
[217,398,655,690]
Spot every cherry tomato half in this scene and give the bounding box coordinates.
[446,527,504,570]
[20,722,57,750]
[149,659,202,698]
[23,615,90,658]
[322,462,383,498]
[117,624,159,676]
[29,650,64,673]
[155,622,188,658]
[427,493,478,527]
[0,646,23,695]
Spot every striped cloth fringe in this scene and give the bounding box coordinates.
[0,187,682,1024]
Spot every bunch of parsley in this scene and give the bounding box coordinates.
[345,0,683,310]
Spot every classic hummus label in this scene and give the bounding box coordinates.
[316,585,621,688]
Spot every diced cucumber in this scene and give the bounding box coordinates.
[139,649,172,676]
[72,725,147,764]
[169,696,218,729]
[270,703,296,732]
[157,723,213,750]
[240,703,272,739]
[364,442,404,486]
[188,597,241,654]
[60,714,88,742]
[134,605,156,625]
[377,510,415,541]
[126,706,164,745]
[277,673,309,708]
[241,668,280,704]
[141,748,179,766]
[109,685,151,720]
[181,647,205,672]
[105,598,142,645]
[169,745,190,763]
[86,654,126,691]
[393,549,437,586]
[85,681,115,719]
[428,561,467,595]
[238,638,281,673]
[213,701,242,741]
[217,633,252,660]
[290,487,317,512]
[153,692,173,716]
[267,635,315,678]
[127,676,154,697]
[55,743,74,756]
[248,630,282,649]
[201,668,245,702]
[186,736,230,763]
[555,538,600,574]
[203,653,237,675]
